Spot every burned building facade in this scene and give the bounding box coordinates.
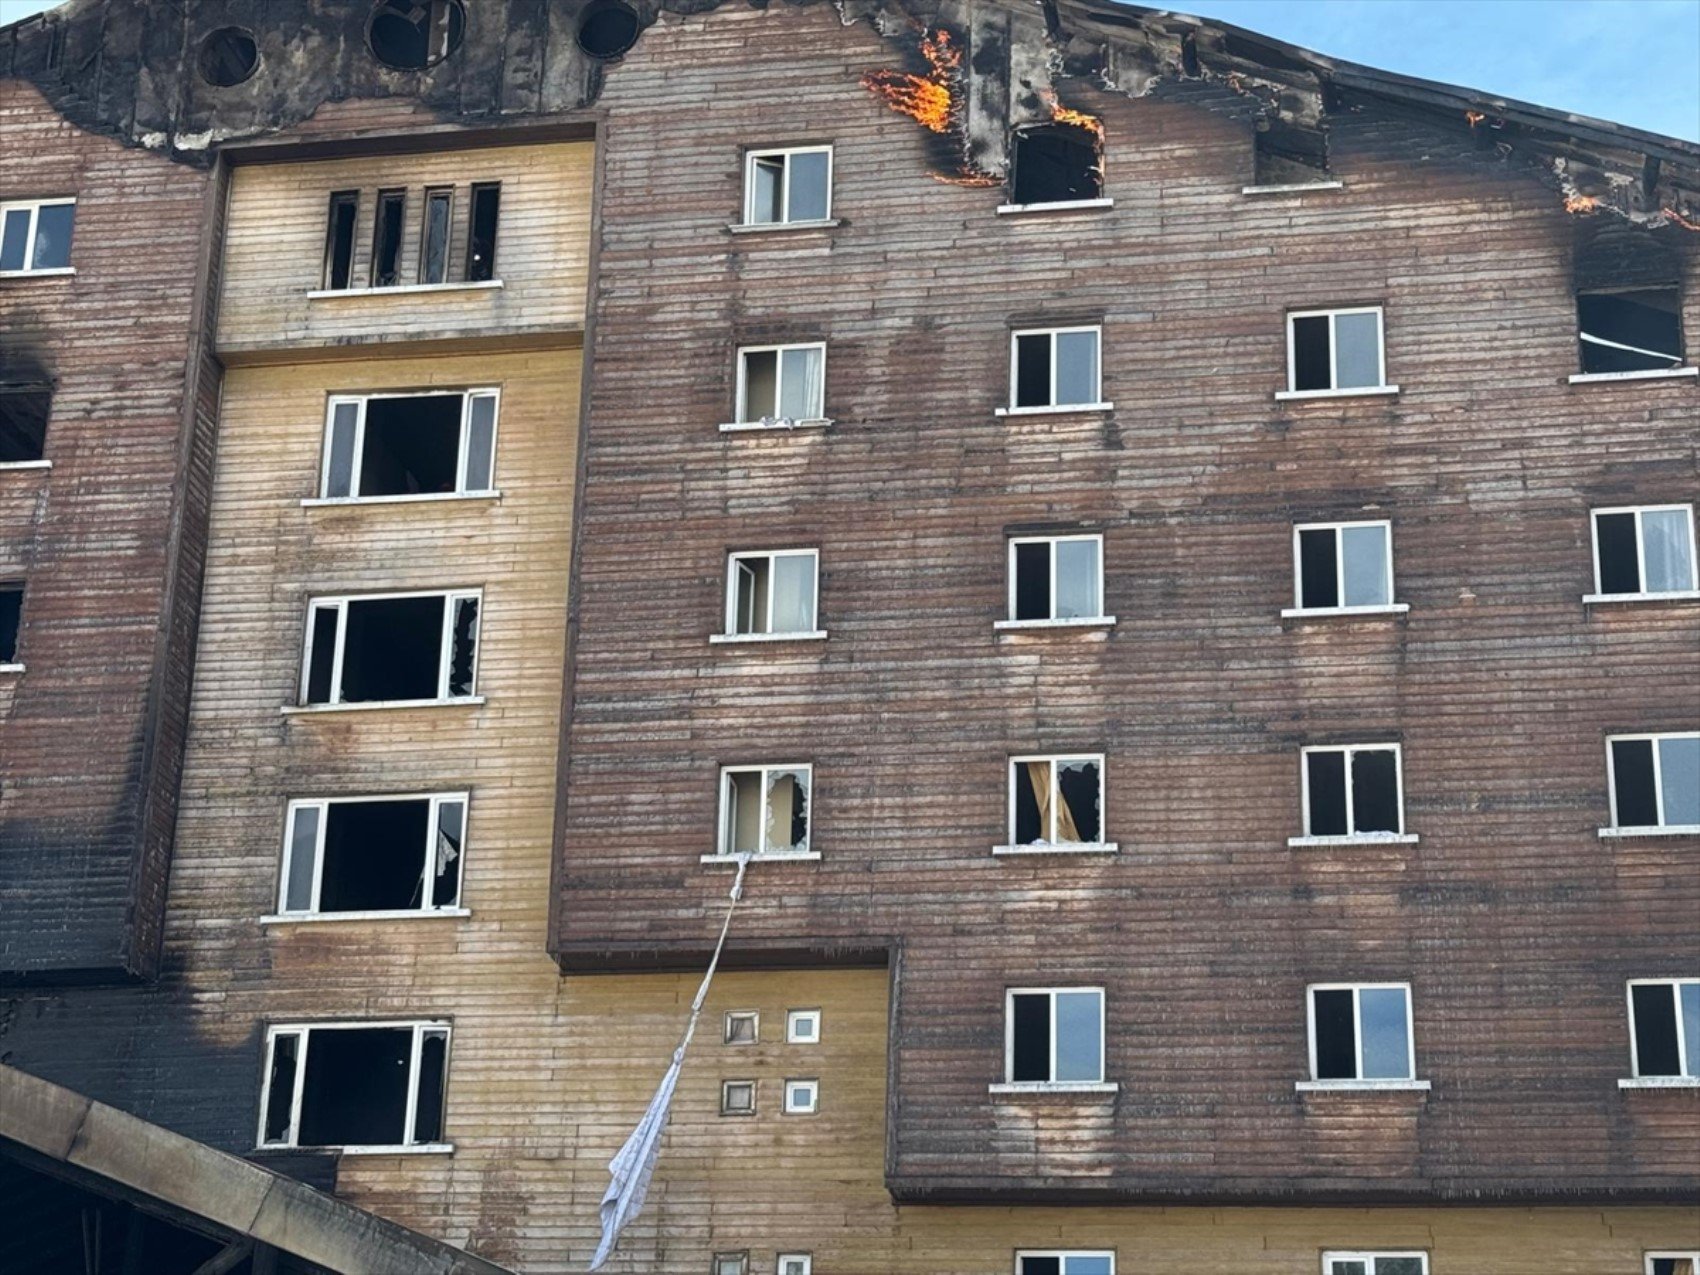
[1,0,1697,1272]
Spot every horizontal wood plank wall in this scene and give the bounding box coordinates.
[553,2,1700,1202]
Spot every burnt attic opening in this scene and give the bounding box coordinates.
[197,27,258,88]
[1012,123,1102,206]
[577,0,643,61]
[1253,117,1329,186]
[1574,223,1684,374]
[367,0,466,71]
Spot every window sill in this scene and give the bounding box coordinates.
[995,198,1115,216]
[709,631,828,644]
[995,402,1114,418]
[1281,604,1409,619]
[717,418,832,434]
[307,279,503,300]
[1599,825,1700,839]
[1288,832,1419,847]
[0,460,51,471]
[1296,1079,1430,1093]
[301,491,502,509]
[700,851,821,866]
[282,697,485,715]
[1618,1076,1700,1089]
[988,1082,1119,1095]
[727,219,842,235]
[1583,590,1700,606]
[992,842,1119,856]
[260,908,470,925]
[994,616,1117,632]
[1242,181,1344,196]
[1568,367,1696,385]
[261,1143,456,1156]
[0,663,23,675]
[0,266,75,279]
[1274,385,1400,402]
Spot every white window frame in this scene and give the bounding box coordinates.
[0,196,76,277]
[729,342,828,428]
[1303,982,1422,1088]
[271,793,470,921]
[724,1010,760,1045]
[782,1078,819,1114]
[256,1020,452,1153]
[776,1256,813,1275]
[1016,1254,1117,1275]
[1322,1254,1429,1275]
[999,986,1108,1088]
[1278,305,1396,399]
[1603,732,1700,836]
[1646,1255,1700,1275]
[1000,533,1113,628]
[713,763,816,860]
[1002,325,1107,414]
[1286,520,1406,617]
[1292,743,1416,846]
[313,388,501,504]
[1588,504,1700,602]
[1625,978,1700,1084]
[296,588,483,709]
[998,753,1114,855]
[741,145,834,227]
[786,1008,821,1044]
[715,548,824,641]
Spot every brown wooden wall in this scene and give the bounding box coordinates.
[552,2,1700,1203]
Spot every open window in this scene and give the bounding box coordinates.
[1003,755,1107,853]
[419,187,454,285]
[1004,987,1105,1086]
[1627,980,1699,1081]
[1007,326,1102,412]
[0,582,22,667]
[1283,307,1389,397]
[1577,288,1683,374]
[276,794,467,918]
[1606,733,1700,833]
[733,344,826,427]
[0,197,75,274]
[718,764,811,858]
[1006,534,1105,624]
[1,381,50,464]
[1307,983,1416,1084]
[1010,123,1102,206]
[320,389,499,501]
[369,188,406,289]
[298,589,481,707]
[1323,1255,1427,1275]
[258,1021,450,1151]
[322,191,360,290]
[1291,521,1398,614]
[1016,1254,1115,1275]
[1647,1255,1700,1275]
[722,549,819,638]
[1590,505,1697,600]
[1298,744,1407,842]
[465,182,501,282]
[742,147,832,227]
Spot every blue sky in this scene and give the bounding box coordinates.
[1,0,1695,139]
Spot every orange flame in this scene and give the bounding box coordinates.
[1464,110,1485,127]
[1564,194,1601,214]
[1039,87,1105,141]
[1663,206,1700,232]
[861,29,961,134]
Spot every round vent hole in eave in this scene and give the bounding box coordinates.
[367,0,467,71]
[578,0,642,60]
[198,27,259,87]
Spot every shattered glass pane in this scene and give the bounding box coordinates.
[432,800,465,908]
[1053,329,1098,405]
[787,150,830,221]
[1056,758,1101,844]
[1641,508,1695,593]
[1054,539,1100,618]
[764,768,810,853]
[1358,986,1412,1079]
[1340,524,1391,606]
[1334,310,1383,388]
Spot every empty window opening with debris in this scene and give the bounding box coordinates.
[723,1010,759,1045]
[743,147,833,226]
[1252,121,1331,188]
[1591,505,1697,598]
[1006,987,1104,1085]
[1628,979,1699,1079]
[1323,1254,1427,1275]
[719,1081,756,1117]
[1285,307,1387,394]
[1293,521,1395,611]
[258,1022,450,1150]
[1011,124,1102,206]
[369,188,407,288]
[0,197,75,274]
[367,0,466,70]
[0,382,50,463]
[1009,326,1102,411]
[322,191,360,290]
[1308,983,1415,1082]
[465,182,501,282]
[1608,733,1700,831]
[1009,534,1104,622]
[299,589,481,706]
[1016,1252,1116,1275]
[419,187,453,284]
[724,549,819,636]
[0,583,22,666]
[734,343,825,426]
[719,764,811,857]
[1300,744,1405,839]
[277,794,466,917]
[786,1009,821,1043]
[320,389,498,500]
[783,1078,818,1114]
[1577,288,1684,374]
[1007,755,1104,850]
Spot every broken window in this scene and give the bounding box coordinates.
[0,583,21,666]
[321,389,499,500]
[1323,1255,1427,1275]
[1647,1257,1700,1275]
[0,382,49,463]
[1286,307,1387,394]
[257,1022,450,1150]
[322,191,360,291]
[1577,289,1683,374]
[1008,755,1104,849]
[723,1011,759,1045]
[1009,326,1101,410]
[1006,987,1104,1085]
[1592,505,1697,598]
[298,590,481,706]
[1016,1254,1115,1275]
[1608,733,1700,831]
[734,343,825,426]
[370,188,406,288]
[577,0,642,59]
[724,549,819,636]
[367,0,466,70]
[1008,534,1104,622]
[1010,124,1102,206]
[1293,521,1395,611]
[419,187,453,285]
[1628,980,1699,1079]
[786,1009,820,1044]
[782,1078,818,1114]
[0,197,75,274]
[1308,983,1415,1082]
[277,794,467,916]
[719,764,811,857]
[719,1081,755,1117]
[777,1257,813,1275]
[198,26,259,87]
[465,182,501,282]
[1301,744,1405,839]
[742,147,832,227]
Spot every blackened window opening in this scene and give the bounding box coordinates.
[0,585,22,663]
[198,27,259,87]
[1298,528,1338,609]
[296,1028,412,1147]
[368,0,466,70]
[0,383,49,463]
[1350,749,1400,833]
[466,183,500,282]
[420,188,452,285]
[1577,288,1682,373]
[1306,750,1348,836]
[1611,737,1660,827]
[577,0,642,60]
[361,394,462,496]
[1312,988,1357,1079]
[413,1032,449,1143]
[305,606,338,703]
[431,801,465,907]
[370,190,406,288]
[1014,541,1051,620]
[1632,983,1682,1076]
[1290,315,1332,391]
[323,192,359,290]
[1010,993,1050,1082]
[341,596,446,702]
[1011,124,1101,205]
[1253,122,1330,187]
[448,597,479,697]
[320,800,432,912]
[1594,512,1642,593]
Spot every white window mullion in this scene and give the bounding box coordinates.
[779,160,792,223]
[328,604,349,705]
[1351,986,1366,1080]
[288,1030,310,1147]
[1651,738,1666,826]
[436,595,457,699]
[454,394,473,493]
[765,557,778,633]
[1334,526,1347,606]
[1048,541,1059,620]
[402,1025,424,1146]
[423,798,442,912]
[1634,511,1650,596]
[1048,332,1060,406]
[1342,748,1357,835]
[24,205,40,264]
[309,803,329,911]
[1675,983,1690,1078]
[1327,313,1341,390]
[349,401,368,498]
[1048,991,1059,1084]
